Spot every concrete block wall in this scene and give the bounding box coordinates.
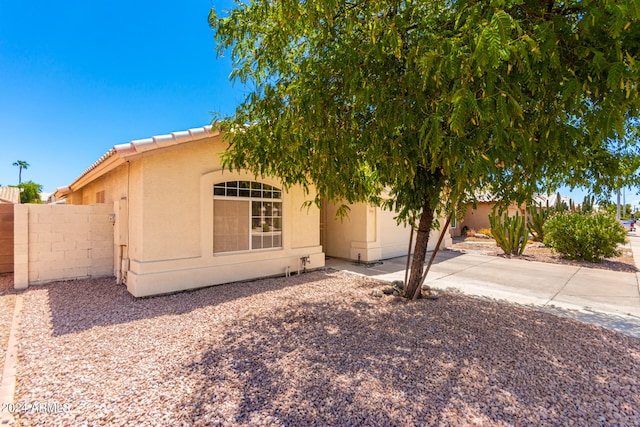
[14,204,114,288]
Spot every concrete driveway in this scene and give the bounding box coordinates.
[327,233,640,338]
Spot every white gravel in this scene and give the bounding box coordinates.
[12,271,640,426]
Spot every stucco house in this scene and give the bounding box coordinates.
[322,199,450,262]
[54,125,449,297]
[451,192,573,237]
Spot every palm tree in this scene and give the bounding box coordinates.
[12,160,29,184]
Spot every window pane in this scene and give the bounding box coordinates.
[252,234,263,249]
[252,201,261,216]
[213,182,283,252]
[214,200,249,253]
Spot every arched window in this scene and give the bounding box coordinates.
[213,181,282,253]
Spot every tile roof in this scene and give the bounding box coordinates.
[469,190,572,206]
[0,186,20,204]
[55,125,218,197]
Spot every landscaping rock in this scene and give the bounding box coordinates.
[382,286,396,295]
[392,280,404,290]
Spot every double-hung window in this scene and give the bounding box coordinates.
[213,181,283,253]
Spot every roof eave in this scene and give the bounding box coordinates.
[55,125,219,199]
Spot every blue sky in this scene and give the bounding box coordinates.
[0,1,636,208]
[0,0,240,192]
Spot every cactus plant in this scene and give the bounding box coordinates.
[489,210,527,256]
[527,202,550,242]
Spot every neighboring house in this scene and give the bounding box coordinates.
[451,193,572,237]
[0,186,20,204]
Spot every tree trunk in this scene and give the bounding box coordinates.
[417,212,453,295]
[404,198,435,300]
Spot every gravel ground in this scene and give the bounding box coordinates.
[0,274,17,375]
[11,271,640,426]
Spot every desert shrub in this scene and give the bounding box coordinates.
[543,212,626,262]
[489,211,527,256]
[477,228,493,237]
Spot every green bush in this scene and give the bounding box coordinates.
[489,210,527,256]
[543,212,626,262]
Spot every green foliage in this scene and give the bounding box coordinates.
[543,212,626,262]
[16,181,42,204]
[600,200,634,218]
[210,0,640,292]
[211,0,640,220]
[554,193,569,212]
[12,160,29,184]
[527,203,550,242]
[489,210,527,256]
[581,195,595,215]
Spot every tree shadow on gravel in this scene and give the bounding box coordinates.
[43,271,334,336]
[176,292,640,426]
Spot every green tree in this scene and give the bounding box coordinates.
[210,0,640,299]
[16,181,42,204]
[12,160,29,184]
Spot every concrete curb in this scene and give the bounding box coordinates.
[0,294,23,425]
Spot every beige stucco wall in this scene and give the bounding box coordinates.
[323,201,452,262]
[13,204,114,288]
[64,134,324,297]
[67,163,130,206]
[322,202,370,260]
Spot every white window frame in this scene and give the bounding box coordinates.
[213,181,283,254]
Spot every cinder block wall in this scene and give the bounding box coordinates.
[14,204,114,288]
